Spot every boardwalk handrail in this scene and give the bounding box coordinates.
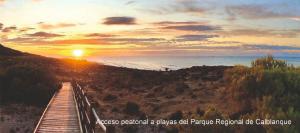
[72,82,107,133]
[33,92,57,133]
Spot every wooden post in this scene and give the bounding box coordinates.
[82,91,87,133]
[90,102,96,132]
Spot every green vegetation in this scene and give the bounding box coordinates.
[124,101,140,115]
[224,56,300,132]
[0,63,60,106]
[0,45,61,106]
[169,111,183,121]
[183,56,299,133]
[188,107,232,133]
[251,55,289,69]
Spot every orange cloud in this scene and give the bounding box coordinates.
[5,38,106,45]
[2,26,17,32]
[49,39,106,45]
[38,22,77,29]
[26,32,64,38]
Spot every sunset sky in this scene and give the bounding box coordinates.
[0,0,300,58]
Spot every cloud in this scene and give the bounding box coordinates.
[170,43,300,51]
[5,37,36,43]
[3,38,104,45]
[84,33,117,38]
[26,32,64,38]
[41,39,104,45]
[38,22,77,29]
[103,17,136,25]
[176,34,219,41]
[141,0,208,15]
[152,21,203,25]
[4,35,165,45]
[1,25,35,34]
[290,17,300,21]
[226,4,300,20]
[174,0,207,14]
[19,27,35,32]
[163,25,221,32]
[125,1,135,5]
[221,29,300,38]
[243,44,300,50]
[104,37,164,43]
[2,26,17,32]
[83,34,165,44]
[0,23,3,30]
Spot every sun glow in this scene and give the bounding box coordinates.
[72,49,84,57]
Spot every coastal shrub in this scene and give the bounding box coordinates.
[188,107,232,133]
[169,111,183,121]
[0,64,60,106]
[0,69,4,101]
[196,107,205,116]
[224,56,300,132]
[122,125,138,133]
[105,126,116,133]
[103,94,118,101]
[165,127,179,133]
[175,82,189,93]
[9,128,16,133]
[202,107,224,119]
[251,55,287,69]
[139,112,148,120]
[124,101,140,115]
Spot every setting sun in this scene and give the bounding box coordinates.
[72,49,83,57]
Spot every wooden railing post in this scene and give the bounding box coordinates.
[90,102,97,132]
[81,88,88,133]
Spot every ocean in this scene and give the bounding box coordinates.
[88,56,300,70]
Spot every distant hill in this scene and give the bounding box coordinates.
[0,44,27,56]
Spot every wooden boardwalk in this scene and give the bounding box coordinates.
[34,82,82,133]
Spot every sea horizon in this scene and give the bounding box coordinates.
[88,56,300,70]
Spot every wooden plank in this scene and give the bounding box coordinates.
[34,82,82,133]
